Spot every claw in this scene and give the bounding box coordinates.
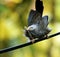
[45,35,48,38]
[31,39,35,43]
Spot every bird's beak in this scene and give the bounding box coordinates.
[24,26,30,30]
[26,27,30,30]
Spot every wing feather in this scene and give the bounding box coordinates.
[42,16,48,28]
[28,10,41,26]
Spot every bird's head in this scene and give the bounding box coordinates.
[27,24,37,31]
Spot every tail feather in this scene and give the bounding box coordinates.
[35,0,44,15]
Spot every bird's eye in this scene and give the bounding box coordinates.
[30,27,33,30]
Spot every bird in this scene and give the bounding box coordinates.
[25,0,51,43]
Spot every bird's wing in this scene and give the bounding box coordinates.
[42,16,48,28]
[28,10,35,26]
[35,0,44,15]
[28,10,41,26]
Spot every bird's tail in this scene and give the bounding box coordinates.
[35,0,44,15]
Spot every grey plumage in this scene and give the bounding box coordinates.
[26,10,51,38]
[25,0,51,40]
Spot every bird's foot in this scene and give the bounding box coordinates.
[45,35,48,38]
[30,38,38,43]
[31,39,36,43]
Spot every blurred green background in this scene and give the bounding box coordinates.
[0,0,60,57]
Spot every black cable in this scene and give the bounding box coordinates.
[0,32,60,54]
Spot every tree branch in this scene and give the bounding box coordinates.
[0,32,60,54]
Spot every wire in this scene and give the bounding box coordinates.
[0,32,60,54]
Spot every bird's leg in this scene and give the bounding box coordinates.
[24,26,35,43]
[27,30,35,43]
